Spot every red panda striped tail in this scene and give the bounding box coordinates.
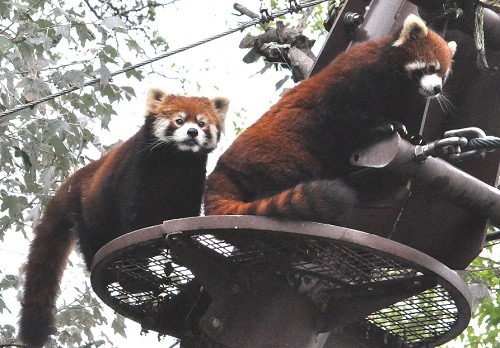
[205,178,357,225]
[19,187,75,348]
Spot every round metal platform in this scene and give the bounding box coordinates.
[90,215,472,347]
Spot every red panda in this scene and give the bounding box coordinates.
[204,15,456,224]
[19,89,229,348]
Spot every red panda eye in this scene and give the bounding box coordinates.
[198,121,206,127]
[412,70,424,78]
[429,65,436,73]
[175,119,184,125]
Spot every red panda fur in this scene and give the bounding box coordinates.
[204,15,456,225]
[19,89,229,348]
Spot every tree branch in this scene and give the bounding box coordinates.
[83,0,102,19]
[294,6,314,33]
[233,3,269,29]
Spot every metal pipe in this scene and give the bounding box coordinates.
[351,133,500,227]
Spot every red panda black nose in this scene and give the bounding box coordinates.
[187,128,198,138]
[433,85,442,94]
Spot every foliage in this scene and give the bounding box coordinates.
[451,236,500,347]
[0,0,174,345]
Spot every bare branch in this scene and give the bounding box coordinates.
[83,0,102,19]
[233,3,269,29]
[294,6,314,33]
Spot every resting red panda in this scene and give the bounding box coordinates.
[19,89,229,348]
[204,15,456,224]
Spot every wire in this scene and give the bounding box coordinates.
[486,230,500,242]
[0,0,328,121]
[467,137,500,150]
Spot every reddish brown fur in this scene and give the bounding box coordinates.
[402,30,454,74]
[204,15,455,226]
[19,90,228,347]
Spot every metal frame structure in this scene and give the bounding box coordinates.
[91,215,472,347]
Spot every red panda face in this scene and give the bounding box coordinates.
[146,88,229,153]
[393,14,457,99]
[404,58,448,98]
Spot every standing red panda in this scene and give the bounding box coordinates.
[19,88,229,348]
[204,15,456,223]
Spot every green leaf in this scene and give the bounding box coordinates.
[0,194,28,216]
[43,119,70,140]
[121,86,136,101]
[49,136,67,154]
[16,42,35,65]
[0,274,19,290]
[123,62,144,81]
[0,1,10,18]
[0,296,8,313]
[55,24,71,40]
[73,23,95,47]
[126,39,141,53]
[101,16,126,30]
[0,35,13,52]
[103,45,117,58]
[13,146,32,170]
[111,314,126,337]
[100,84,122,103]
[60,70,85,89]
[94,66,111,90]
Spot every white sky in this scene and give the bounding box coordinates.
[0,0,327,346]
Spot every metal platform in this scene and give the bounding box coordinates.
[91,215,472,347]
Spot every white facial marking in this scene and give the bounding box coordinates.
[208,124,219,148]
[153,118,170,141]
[196,114,207,124]
[405,60,426,72]
[420,73,442,98]
[151,112,220,153]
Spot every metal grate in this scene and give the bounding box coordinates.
[193,232,421,286]
[91,220,470,347]
[103,248,194,318]
[366,286,459,343]
[191,231,460,346]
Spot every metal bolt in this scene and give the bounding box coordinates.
[210,317,220,328]
[231,284,240,293]
[344,12,364,28]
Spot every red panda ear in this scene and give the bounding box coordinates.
[211,97,229,121]
[392,14,428,47]
[146,88,167,114]
[448,41,457,57]
[211,97,229,133]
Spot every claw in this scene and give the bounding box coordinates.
[369,120,408,140]
[409,135,427,145]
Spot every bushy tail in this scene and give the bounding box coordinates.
[19,189,75,348]
[205,176,357,225]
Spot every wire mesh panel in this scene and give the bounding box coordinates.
[90,216,471,347]
[188,230,465,346]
